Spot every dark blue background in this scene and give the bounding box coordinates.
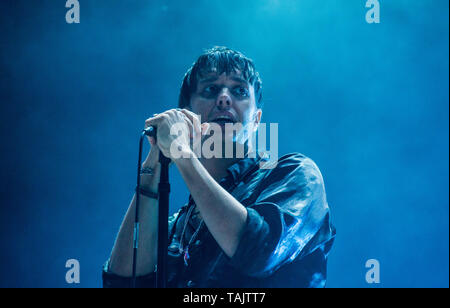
[0,0,448,287]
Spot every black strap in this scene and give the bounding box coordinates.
[135,186,158,200]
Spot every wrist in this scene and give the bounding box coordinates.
[173,149,197,166]
[135,186,158,200]
[139,163,161,189]
[173,154,199,176]
[142,157,160,169]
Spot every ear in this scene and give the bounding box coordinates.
[252,108,262,132]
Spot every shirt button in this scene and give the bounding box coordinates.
[195,240,201,246]
[187,280,195,287]
[168,243,178,253]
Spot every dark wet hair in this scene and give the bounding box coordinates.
[178,46,263,109]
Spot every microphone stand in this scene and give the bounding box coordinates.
[133,127,170,288]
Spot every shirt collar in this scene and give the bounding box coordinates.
[187,152,268,206]
[225,151,268,186]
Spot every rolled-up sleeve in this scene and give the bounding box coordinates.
[229,154,332,278]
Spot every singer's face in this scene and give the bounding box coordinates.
[189,70,262,145]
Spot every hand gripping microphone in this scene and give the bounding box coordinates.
[143,126,157,138]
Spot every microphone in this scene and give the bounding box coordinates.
[144,126,157,138]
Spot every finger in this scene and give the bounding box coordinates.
[145,115,168,146]
[168,109,194,138]
[145,113,160,124]
[145,113,169,127]
[201,122,210,135]
[181,113,195,139]
[202,122,214,136]
[179,109,201,134]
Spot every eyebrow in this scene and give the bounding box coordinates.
[198,76,218,84]
[230,76,249,85]
[198,76,249,85]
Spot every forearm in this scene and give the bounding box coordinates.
[175,156,247,258]
[108,163,160,277]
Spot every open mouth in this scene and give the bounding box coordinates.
[210,115,237,125]
[211,118,236,125]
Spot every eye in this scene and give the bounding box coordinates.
[233,86,249,98]
[202,85,219,97]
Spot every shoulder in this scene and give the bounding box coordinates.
[251,153,329,219]
[260,152,324,185]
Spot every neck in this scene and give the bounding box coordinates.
[198,141,252,182]
[198,156,240,182]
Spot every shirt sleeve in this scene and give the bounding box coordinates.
[228,153,334,278]
[102,259,156,288]
[102,209,182,288]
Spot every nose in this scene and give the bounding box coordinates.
[216,88,232,109]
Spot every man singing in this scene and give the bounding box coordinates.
[102,46,336,288]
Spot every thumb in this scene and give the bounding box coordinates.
[201,123,210,135]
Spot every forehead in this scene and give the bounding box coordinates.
[197,70,250,85]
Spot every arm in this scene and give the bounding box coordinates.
[175,156,248,258]
[107,148,161,277]
[142,109,333,271]
[143,108,248,258]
